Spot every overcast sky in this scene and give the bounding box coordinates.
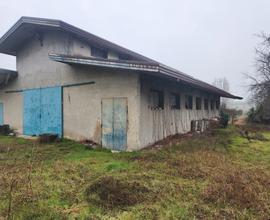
[0,0,270,100]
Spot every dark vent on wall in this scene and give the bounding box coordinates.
[91,46,108,59]
[119,53,133,61]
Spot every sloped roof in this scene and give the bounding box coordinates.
[0,16,242,99]
[49,53,242,99]
[0,16,155,62]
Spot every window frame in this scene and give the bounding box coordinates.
[210,99,215,110]
[185,95,193,110]
[150,89,164,110]
[170,93,181,110]
[204,98,209,110]
[119,53,132,61]
[216,99,220,110]
[195,97,202,110]
[91,46,108,59]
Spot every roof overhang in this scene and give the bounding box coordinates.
[49,53,243,100]
[0,17,156,63]
[0,68,18,88]
[49,53,159,72]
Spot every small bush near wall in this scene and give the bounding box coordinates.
[0,125,12,135]
[220,111,229,128]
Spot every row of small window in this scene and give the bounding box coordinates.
[150,90,220,110]
[91,46,131,60]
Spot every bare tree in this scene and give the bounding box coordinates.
[246,33,270,123]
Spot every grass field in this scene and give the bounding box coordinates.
[0,125,270,219]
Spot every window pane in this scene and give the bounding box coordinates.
[150,90,164,109]
[204,99,209,110]
[185,95,193,109]
[216,100,220,110]
[91,47,108,59]
[196,97,202,110]
[210,100,215,110]
[119,53,132,60]
[170,93,180,109]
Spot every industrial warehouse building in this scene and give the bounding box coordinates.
[0,17,242,151]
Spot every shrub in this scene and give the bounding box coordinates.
[220,111,229,128]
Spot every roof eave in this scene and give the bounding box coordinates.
[49,53,159,72]
[159,66,243,100]
[0,17,62,55]
[0,16,158,63]
[49,54,243,100]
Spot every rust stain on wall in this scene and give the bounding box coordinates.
[92,120,101,143]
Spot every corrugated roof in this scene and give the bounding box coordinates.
[0,17,242,99]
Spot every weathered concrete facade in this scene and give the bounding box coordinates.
[139,75,219,147]
[0,31,141,150]
[0,92,23,133]
[0,17,241,151]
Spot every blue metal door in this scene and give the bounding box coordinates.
[23,89,41,136]
[23,87,62,137]
[101,98,114,149]
[40,87,62,137]
[113,98,127,150]
[101,98,127,151]
[0,103,4,125]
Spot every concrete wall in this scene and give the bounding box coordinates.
[0,29,221,151]
[0,92,23,133]
[0,31,141,150]
[139,74,220,147]
[62,66,140,150]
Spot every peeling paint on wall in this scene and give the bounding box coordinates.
[92,120,101,143]
[101,97,127,151]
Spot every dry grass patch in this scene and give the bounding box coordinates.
[167,151,228,180]
[0,162,40,218]
[203,167,270,214]
[85,176,152,210]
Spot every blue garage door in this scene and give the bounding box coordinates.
[40,87,62,136]
[23,89,41,136]
[101,98,127,151]
[23,87,62,137]
[0,103,4,125]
